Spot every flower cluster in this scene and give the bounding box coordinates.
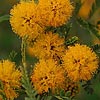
[9,0,99,99]
[0,60,21,100]
[10,0,73,40]
[30,43,99,94]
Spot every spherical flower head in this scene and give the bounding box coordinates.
[10,1,45,39]
[37,0,74,27]
[31,59,65,94]
[0,60,21,99]
[29,32,65,60]
[62,44,99,82]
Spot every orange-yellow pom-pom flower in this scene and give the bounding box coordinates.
[28,32,65,60]
[0,60,21,99]
[10,1,44,39]
[62,44,98,82]
[37,0,74,27]
[31,59,65,94]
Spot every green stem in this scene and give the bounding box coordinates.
[21,37,36,100]
[21,37,26,68]
[0,15,9,23]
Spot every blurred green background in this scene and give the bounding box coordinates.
[0,0,100,100]
[0,0,21,61]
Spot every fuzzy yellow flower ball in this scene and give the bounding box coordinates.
[62,44,98,82]
[28,32,65,60]
[0,60,21,99]
[10,1,44,39]
[31,59,65,94]
[37,0,74,27]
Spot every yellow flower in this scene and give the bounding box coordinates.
[0,60,21,99]
[37,0,74,27]
[78,0,95,19]
[31,59,65,94]
[28,32,65,60]
[62,44,98,82]
[10,1,44,39]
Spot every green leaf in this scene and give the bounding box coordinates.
[65,36,79,46]
[8,51,17,61]
[95,0,100,9]
[46,96,52,100]
[0,80,4,90]
[82,81,94,94]
[89,1,96,18]
[74,0,82,15]
[36,95,41,100]
[25,97,34,100]
[55,96,63,100]
[60,90,65,97]
[65,91,71,97]
[0,15,10,23]
[25,97,30,100]
[45,22,72,38]
[92,44,100,53]
[62,96,71,100]
[77,18,100,39]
